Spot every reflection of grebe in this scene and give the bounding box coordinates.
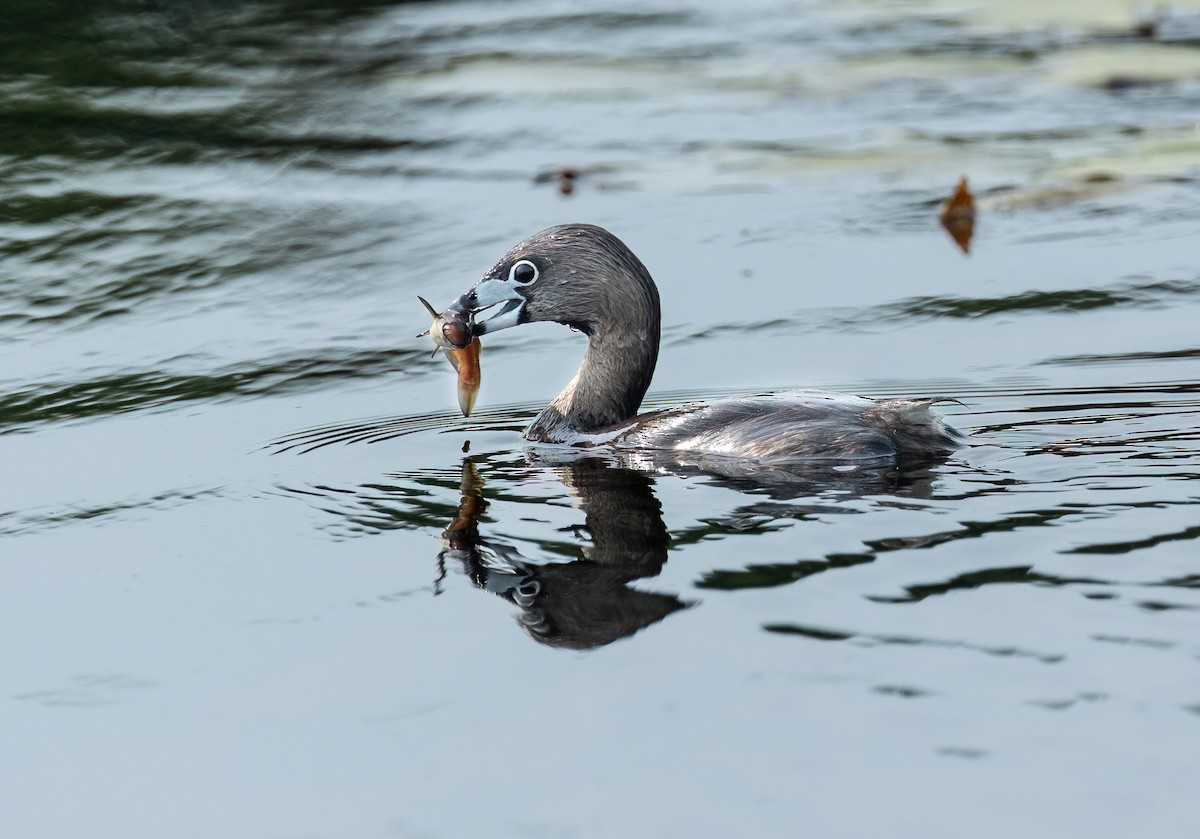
[440,459,689,650]
[437,224,963,463]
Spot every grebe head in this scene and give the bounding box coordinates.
[444,223,660,341]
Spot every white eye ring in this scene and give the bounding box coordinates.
[509,260,539,284]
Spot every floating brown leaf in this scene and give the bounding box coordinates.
[940,177,976,254]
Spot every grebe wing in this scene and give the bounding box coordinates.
[618,391,962,462]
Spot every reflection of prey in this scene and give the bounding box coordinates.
[440,458,689,650]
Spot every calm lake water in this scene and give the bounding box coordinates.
[4,1,1200,836]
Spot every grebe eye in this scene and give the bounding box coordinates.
[510,260,538,284]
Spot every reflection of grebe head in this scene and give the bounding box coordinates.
[507,563,690,650]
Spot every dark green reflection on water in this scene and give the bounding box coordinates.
[1064,522,1200,555]
[0,0,433,161]
[764,622,1065,664]
[0,191,143,225]
[701,503,1200,596]
[0,347,427,432]
[698,552,874,591]
[1,94,442,162]
[0,0,421,84]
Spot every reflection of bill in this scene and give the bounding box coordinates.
[439,458,690,650]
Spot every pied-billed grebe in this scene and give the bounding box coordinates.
[438,224,962,463]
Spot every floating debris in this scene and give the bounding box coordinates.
[939,176,976,254]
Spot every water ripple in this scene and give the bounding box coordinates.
[0,196,406,337]
[0,347,427,433]
[671,276,1200,346]
[0,487,222,538]
[764,622,1065,664]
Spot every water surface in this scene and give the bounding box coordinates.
[3,1,1200,837]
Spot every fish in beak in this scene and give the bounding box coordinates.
[418,296,482,417]
[419,256,535,415]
